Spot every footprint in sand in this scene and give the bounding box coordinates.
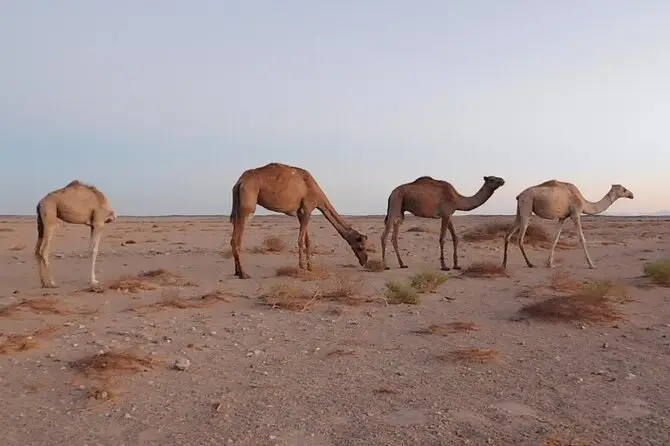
[608,398,652,420]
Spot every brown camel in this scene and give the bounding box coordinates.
[229,162,369,279]
[381,175,505,270]
[502,180,634,269]
[35,180,117,288]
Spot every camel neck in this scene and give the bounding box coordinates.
[317,200,352,239]
[456,186,495,212]
[582,192,614,215]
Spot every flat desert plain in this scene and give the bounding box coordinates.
[0,214,669,446]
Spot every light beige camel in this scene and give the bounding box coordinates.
[381,175,505,270]
[502,180,634,269]
[229,162,369,279]
[35,180,117,288]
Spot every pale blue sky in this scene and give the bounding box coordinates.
[1,0,668,216]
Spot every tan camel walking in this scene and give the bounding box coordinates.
[229,163,369,279]
[381,175,505,270]
[35,180,117,288]
[502,180,634,269]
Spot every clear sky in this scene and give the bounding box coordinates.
[1,0,668,216]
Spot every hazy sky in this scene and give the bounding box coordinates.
[1,0,668,216]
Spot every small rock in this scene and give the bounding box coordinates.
[174,358,191,371]
[253,350,261,355]
[124,413,132,419]
[601,342,608,349]
[625,373,636,380]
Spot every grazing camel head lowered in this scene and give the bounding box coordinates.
[229,162,369,279]
[381,175,505,270]
[35,180,116,288]
[502,180,634,269]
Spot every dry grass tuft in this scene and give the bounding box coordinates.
[321,276,364,306]
[373,386,400,394]
[107,268,198,293]
[259,284,319,311]
[409,271,448,293]
[543,432,594,446]
[130,290,208,313]
[326,348,357,357]
[0,326,59,355]
[0,227,14,232]
[460,261,509,278]
[0,297,64,316]
[406,226,430,233]
[70,350,158,378]
[364,259,386,272]
[8,243,26,251]
[385,281,419,304]
[517,280,629,323]
[199,289,231,302]
[462,221,575,248]
[413,321,479,335]
[549,270,583,293]
[275,265,330,281]
[252,235,286,253]
[643,259,670,286]
[438,348,500,364]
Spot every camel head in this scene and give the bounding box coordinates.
[483,176,505,191]
[345,231,369,266]
[610,184,634,200]
[105,210,117,224]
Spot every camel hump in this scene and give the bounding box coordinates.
[412,176,434,183]
[537,180,561,188]
[65,180,85,188]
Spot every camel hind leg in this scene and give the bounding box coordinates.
[391,217,407,268]
[546,218,567,267]
[572,214,595,268]
[296,208,312,271]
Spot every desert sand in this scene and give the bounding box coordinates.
[1,214,669,446]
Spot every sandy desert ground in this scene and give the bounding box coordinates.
[0,214,669,446]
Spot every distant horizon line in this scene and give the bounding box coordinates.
[1,213,668,219]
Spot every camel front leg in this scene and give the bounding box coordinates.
[502,220,519,269]
[231,215,250,279]
[546,218,567,268]
[572,214,595,268]
[439,217,449,271]
[391,221,407,268]
[89,225,103,286]
[517,217,534,268]
[447,218,460,270]
[296,209,312,271]
[380,222,392,270]
[37,226,57,288]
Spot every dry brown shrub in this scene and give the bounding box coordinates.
[643,259,670,286]
[409,271,448,292]
[0,227,14,232]
[8,244,26,251]
[460,261,509,278]
[549,270,583,292]
[259,284,319,311]
[373,387,400,394]
[275,265,330,281]
[517,280,629,323]
[385,281,419,304]
[252,235,286,253]
[438,348,500,364]
[70,350,158,378]
[123,239,137,245]
[462,221,575,248]
[0,326,59,355]
[107,268,198,293]
[199,290,231,302]
[326,348,357,357]
[413,321,479,335]
[406,226,430,233]
[321,276,364,306]
[0,298,97,317]
[364,259,386,272]
[543,432,593,446]
[130,290,208,313]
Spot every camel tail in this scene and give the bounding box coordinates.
[384,192,394,225]
[35,203,44,256]
[229,182,241,223]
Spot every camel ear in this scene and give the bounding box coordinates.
[483,176,490,181]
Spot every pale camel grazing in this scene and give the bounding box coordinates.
[381,175,506,270]
[502,180,634,269]
[35,180,117,288]
[229,162,369,279]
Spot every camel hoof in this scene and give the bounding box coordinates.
[527,264,535,268]
[400,265,408,269]
[452,266,462,271]
[90,279,99,286]
[441,266,450,271]
[42,282,58,289]
[236,272,251,279]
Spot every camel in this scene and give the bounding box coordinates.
[35,180,117,288]
[229,162,369,279]
[502,180,634,269]
[381,175,506,270]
